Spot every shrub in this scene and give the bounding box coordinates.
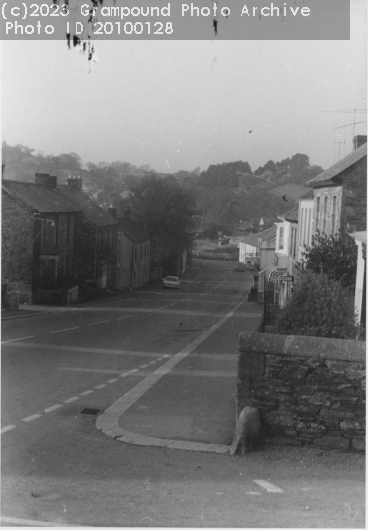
[272,271,359,340]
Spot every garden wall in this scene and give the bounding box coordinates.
[237,332,365,452]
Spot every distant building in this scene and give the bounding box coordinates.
[108,208,150,290]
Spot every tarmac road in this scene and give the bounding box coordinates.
[1,259,365,527]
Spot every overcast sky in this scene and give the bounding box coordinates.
[2,0,367,174]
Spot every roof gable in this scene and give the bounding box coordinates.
[56,185,117,227]
[118,218,150,243]
[307,143,367,187]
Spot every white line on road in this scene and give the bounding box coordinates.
[22,414,42,422]
[64,396,80,403]
[80,390,94,396]
[1,425,16,434]
[141,364,148,368]
[95,384,107,389]
[117,315,134,320]
[88,320,111,326]
[44,404,63,413]
[49,326,80,334]
[107,378,118,383]
[253,480,284,493]
[0,516,76,527]
[1,335,35,344]
[129,369,139,373]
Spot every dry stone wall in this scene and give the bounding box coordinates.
[237,332,365,452]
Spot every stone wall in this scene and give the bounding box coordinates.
[237,332,365,452]
[1,191,34,307]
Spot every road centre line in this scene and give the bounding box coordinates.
[45,404,63,413]
[0,516,75,527]
[1,425,16,434]
[95,384,107,389]
[49,326,80,334]
[88,319,111,326]
[107,378,118,383]
[1,335,35,344]
[254,480,284,493]
[64,396,80,403]
[80,390,94,396]
[117,314,134,320]
[22,413,42,422]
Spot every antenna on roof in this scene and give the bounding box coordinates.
[322,109,367,163]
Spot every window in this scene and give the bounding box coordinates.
[316,197,320,231]
[332,196,337,235]
[306,208,311,247]
[299,210,304,245]
[66,216,70,243]
[54,218,58,246]
[289,226,293,255]
[323,197,328,233]
[279,227,284,250]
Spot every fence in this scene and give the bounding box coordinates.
[33,286,79,306]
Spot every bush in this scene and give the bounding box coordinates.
[272,271,359,340]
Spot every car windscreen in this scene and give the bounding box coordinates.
[165,277,178,281]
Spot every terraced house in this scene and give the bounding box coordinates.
[2,174,119,308]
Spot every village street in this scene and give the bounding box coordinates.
[1,259,365,527]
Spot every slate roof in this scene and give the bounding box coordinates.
[307,143,367,187]
[2,180,80,214]
[56,185,117,227]
[117,218,150,243]
[279,209,299,222]
[238,233,259,247]
[257,225,277,240]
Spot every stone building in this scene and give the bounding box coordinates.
[306,137,367,236]
[2,174,79,307]
[56,176,118,289]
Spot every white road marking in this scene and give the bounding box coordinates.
[49,326,80,334]
[64,396,80,403]
[1,425,16,434]
[45,404,63,413]
[1,335,35,344]
[88,320,111,326]
[22,414,42,422]
[129,369,139,373]
[254,480,284,493]
[149,360,156,364]
[0,516,75,527]
[80,390,94,396]
[95,384,107,389]
[117,315,134,320]
[119,373,128,378]
[107,378,118,383]
[141,364,148,368]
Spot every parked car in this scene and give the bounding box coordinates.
[234,263,245,272]
[162,276,181,289]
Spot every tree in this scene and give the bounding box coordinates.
[129,175,195,265]
[298,231,357,289]
[272,271,359,340]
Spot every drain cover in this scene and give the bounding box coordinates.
[79,408,102,415]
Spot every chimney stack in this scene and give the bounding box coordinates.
[108,207,117,219]
[67,175,83,191]
[35,173,57,188]
[353,135,367,150]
